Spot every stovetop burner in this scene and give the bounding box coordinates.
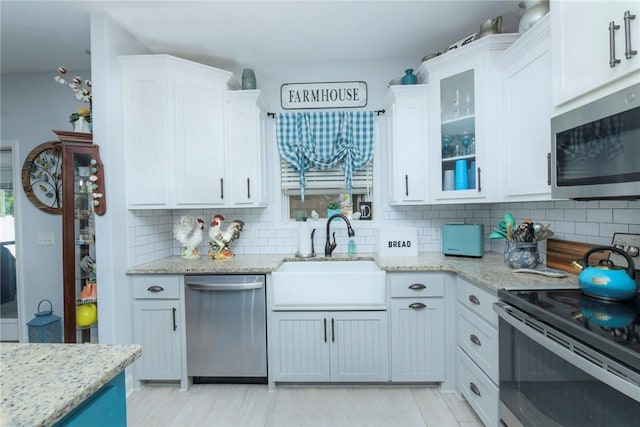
[498,288,640,371]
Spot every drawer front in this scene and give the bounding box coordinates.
[457,347,499,427]
[457,277,497,326]
[132,275,181,299]
[457,303,499,383]
[389,272,445,298]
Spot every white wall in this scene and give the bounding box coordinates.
[90,13,151,345]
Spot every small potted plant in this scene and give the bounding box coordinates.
[327,200,342,219]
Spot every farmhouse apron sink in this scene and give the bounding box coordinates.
[271,261,386,309]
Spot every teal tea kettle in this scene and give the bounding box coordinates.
[579,246,637,301]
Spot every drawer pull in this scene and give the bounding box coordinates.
[147,285,165,293]
[409,302,427,309]
[470,334,481,346]
[468,294,480,305]
[409,283,426,290]
[469,382,481,397]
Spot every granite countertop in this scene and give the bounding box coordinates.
[128,252,578,294]
[0,343,141,427]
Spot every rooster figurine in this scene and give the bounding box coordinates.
[173,215,205,259]
[208,214,245,259]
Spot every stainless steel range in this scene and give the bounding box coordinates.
[495,287,640,427]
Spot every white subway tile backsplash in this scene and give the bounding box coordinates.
[587,209,613,223]
[574,222,599,236]
[128,200,639,266]
[564,209,586,222]
[614,209,640,224]
[545,209,564,220]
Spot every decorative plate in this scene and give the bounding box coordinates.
[21,141,63,214]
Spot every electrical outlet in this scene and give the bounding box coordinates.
[433,227,441,241]
[37,232,55,245]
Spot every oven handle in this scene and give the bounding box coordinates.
[494,302,640,403]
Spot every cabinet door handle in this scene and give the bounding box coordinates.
[624,10,637,59]
[468,294,480,305]
[408,283,426,290]
[469,382,481,397]
[172,307,177,331]
[610,21,622,67]
[246,177,251,199]
[546,152,551,185]
[477,167,482,192]
[409,302,427,309]
[324,318,327,342]
[470,334,482,346]
[405,174,409,196]
[331,318,335,342]
[147,285,165,293]
[220,178,224,199]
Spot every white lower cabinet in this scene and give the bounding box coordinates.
[457,347,499,427]
[389,272,445,382]
[456,277,499,427]
[270,311,389,382]
[131,275,188,389]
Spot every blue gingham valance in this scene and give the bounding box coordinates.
[276,111,375,199]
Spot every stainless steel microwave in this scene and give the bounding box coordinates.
[551,83,640,200]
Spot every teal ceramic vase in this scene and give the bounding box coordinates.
[242,68,256,89]
[401,69,417,85]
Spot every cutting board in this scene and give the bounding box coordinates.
[546,239,610,274]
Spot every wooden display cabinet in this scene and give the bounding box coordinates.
[55,130,105,343]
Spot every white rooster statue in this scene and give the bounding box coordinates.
[173,215,205,259]
[208,214,245,259]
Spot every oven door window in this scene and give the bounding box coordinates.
[499,318,640,427]
[556,106,640,187]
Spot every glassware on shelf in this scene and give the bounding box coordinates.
[460,132,474,155]
[463,92,474,116]
[452,136,464,157]
[442,134,452,158]
[451,89,461,119]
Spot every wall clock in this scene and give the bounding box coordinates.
[22,141,63,214]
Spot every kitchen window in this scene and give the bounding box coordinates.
[276,111,376,221]
[281,158,373,220]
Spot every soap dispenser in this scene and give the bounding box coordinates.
[347,237,357,257]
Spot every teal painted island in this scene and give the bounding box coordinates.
[0,343,141,426]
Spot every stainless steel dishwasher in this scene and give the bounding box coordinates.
[185,274,267,383]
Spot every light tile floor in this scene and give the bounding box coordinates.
[127,384,484,427]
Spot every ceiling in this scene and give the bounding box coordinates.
[1,0,522,75]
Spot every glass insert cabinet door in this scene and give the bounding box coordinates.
[439,69,477,194]
[62,141,99,343]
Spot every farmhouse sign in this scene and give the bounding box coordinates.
[281,81,368,110]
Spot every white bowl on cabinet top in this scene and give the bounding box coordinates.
[271,261,386,310]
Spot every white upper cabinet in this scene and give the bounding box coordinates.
[551,0,640,105]
[497,15,552,201]
[224,90,269,207]
[384,85,429,205]
[419,34,518,203]
[121,54,267,209]
[173,64,229,206]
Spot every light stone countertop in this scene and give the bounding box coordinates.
[0,343,141,427]
[128,251,579,294]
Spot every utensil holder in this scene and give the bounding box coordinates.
[504,241,540,269]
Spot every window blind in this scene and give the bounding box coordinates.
[280,158,373,195]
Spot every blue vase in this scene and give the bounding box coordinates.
[242,68,256,90]
[401,69,417,85]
